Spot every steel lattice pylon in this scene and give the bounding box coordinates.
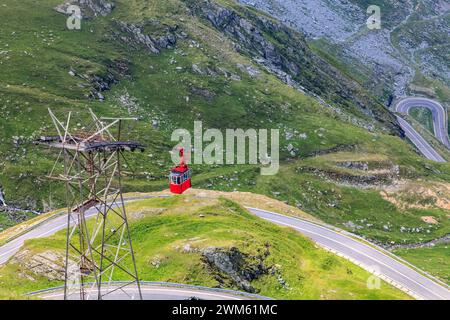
[39,108,144,300]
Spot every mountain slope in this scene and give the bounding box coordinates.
[0,194,409,300]
[0,0,449,250]
[239,0,450,106]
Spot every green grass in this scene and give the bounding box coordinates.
[0,196,409,300]
[409,107,434,134]
[0,0,450,250]
[0,211,35,233]
[249,162,450,245]
[394,243,450,285]
[410,71,450,104]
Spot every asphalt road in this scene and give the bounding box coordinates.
[395,97,449,162]
[0,208,97,265]
[33,283,264,300]
[1,198,449,300]
[0,196,160,265]
[396,116,446,162]
[248,208,450,300]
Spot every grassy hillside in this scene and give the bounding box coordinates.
[0,195,409,300]
[0,0,449,250]
[409,107,434,134]
[394,243,450,285]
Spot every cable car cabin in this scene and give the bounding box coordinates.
[170,167,191,194]
[169,148,192,194]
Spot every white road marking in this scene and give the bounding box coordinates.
[41,287,244,300]
[2,198,449,300]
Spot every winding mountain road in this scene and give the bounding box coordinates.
[30,282,267,300]
[395,97,449,162]
[1,197,449,300]
[249,208,450,300]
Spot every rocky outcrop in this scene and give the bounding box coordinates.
[190,87,216,102]
[298,162,401,189]
[192,63,242,80]
[202,246,271,293]
[239,0,450,99]
[0,188,6,207]
[305,144,357,158]
[55,0,115,18]
[387,234,450,251]
[113,21,184,55]
[115,22,161,54]
[69,58,130,101]
[12,250,66,281]
[185,0,404,136]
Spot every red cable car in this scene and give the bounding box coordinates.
[169,148,192,194]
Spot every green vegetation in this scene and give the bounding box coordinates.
[0,196,409,299]
[409,107,434,134]
[411,72,450,104]
[0,0,449,249]
[394,244,450,285]
[0,211,35,234]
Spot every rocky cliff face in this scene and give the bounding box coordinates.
[186,0,403,136]
[202,246,271,293]
[238,0,450,100]
[55,0,115,18]
[239,0,365,42]
[113,21,183,55]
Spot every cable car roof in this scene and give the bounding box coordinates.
[171,166,190,174]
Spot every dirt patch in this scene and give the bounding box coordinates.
[381,181,450,210]
[300,166,400,189]
[421,216,438,224]
[124,189,318,222]
[12,250,66,281]
[130,208,166,220]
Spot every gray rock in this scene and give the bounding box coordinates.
[186,0,402,136]
[12,250,73,281]
[116,22,160,54]
[192,63,204,75]
[114,21,181,55]
[0,188,6,207]
[236,63,261,78]
[55,0,115,18]
[202,247,269,293]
